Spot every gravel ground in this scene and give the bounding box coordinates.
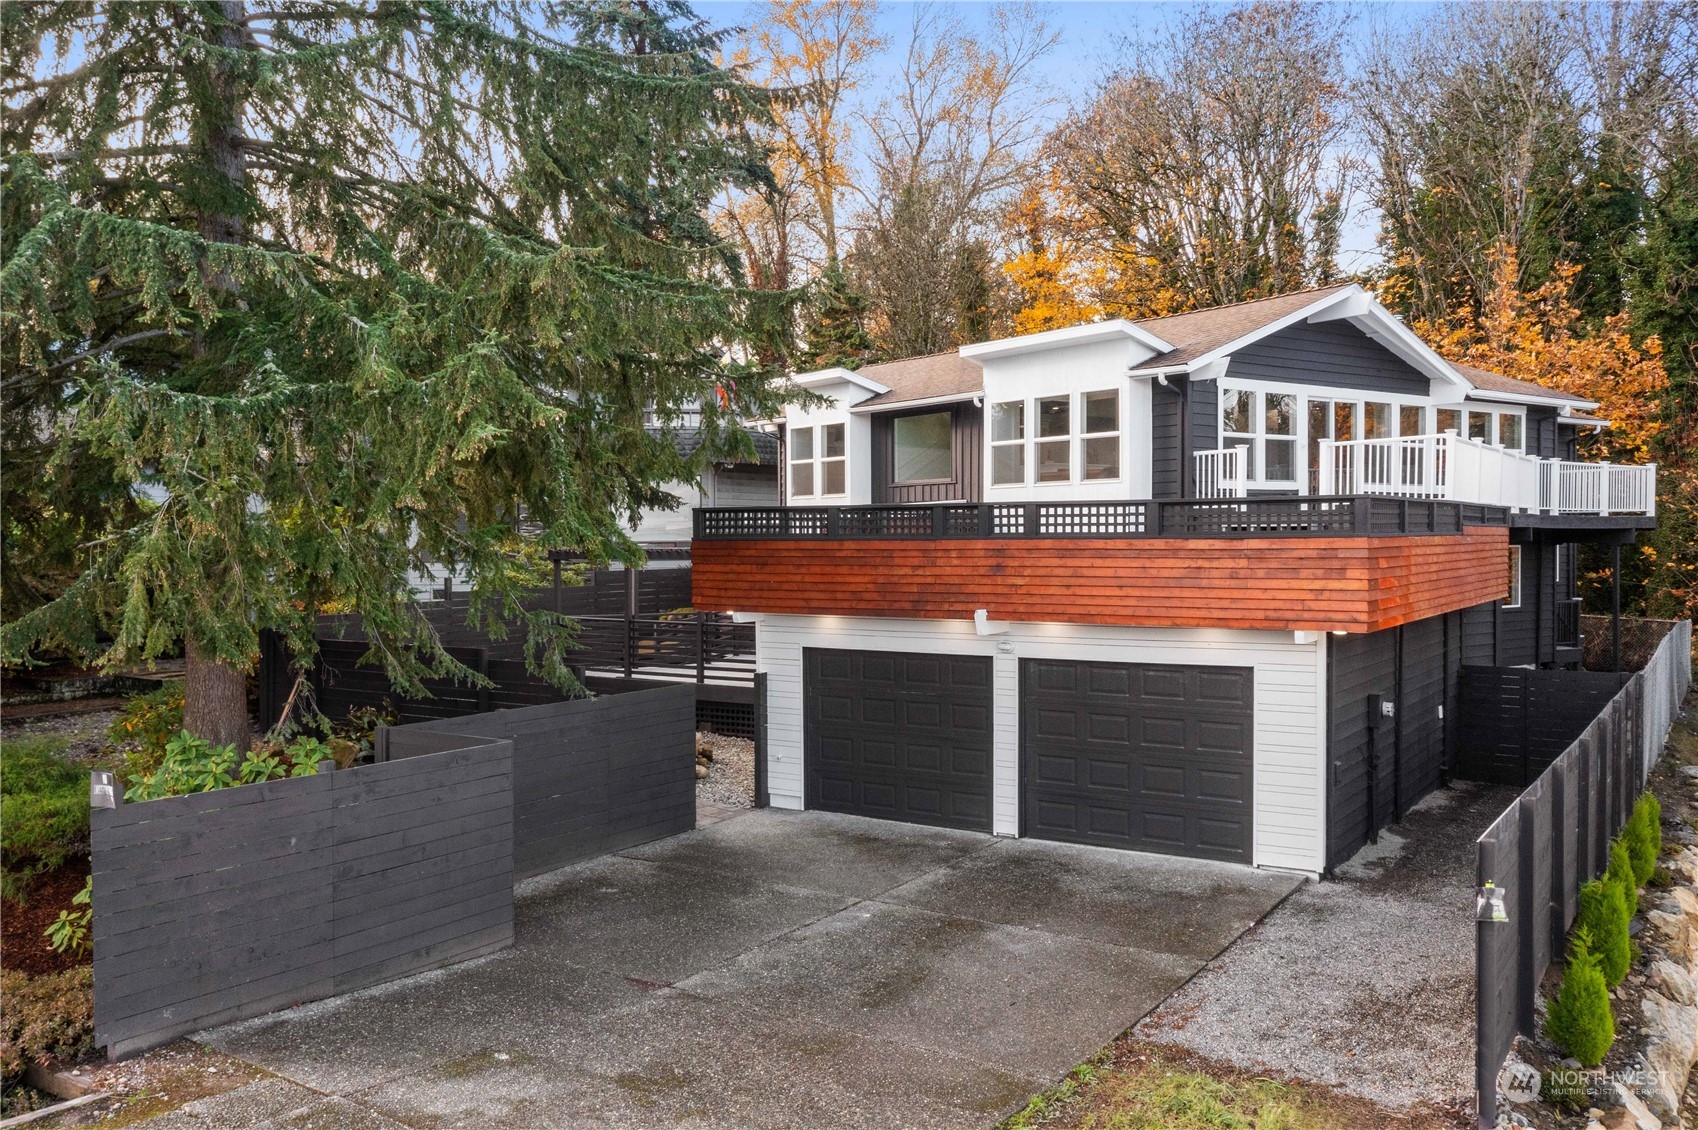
[1138,778,1519,1113]
[0,707,124,766]
[695,730,754,809]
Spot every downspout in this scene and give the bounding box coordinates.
[1179,376,1192,497]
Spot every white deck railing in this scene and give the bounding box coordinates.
[1193,445,1249,498]
[1314,432,1655,516]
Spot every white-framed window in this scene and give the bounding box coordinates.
[989,390,1123,486]
[790,422,845,498]
[1220,387,1298,484]
[990,400,1025,485]
[1435,406,1525,449]
[1399,405,1426,436]
[1082,389,1120,480]
[1364,401,1393,439]
[1467,410,1494,443]
[1503,544,1523,609]
[892,411,953,484]
[1036,395,1071,482]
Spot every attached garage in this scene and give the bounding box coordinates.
[1021,659,1254,862]
[803,648,994,831]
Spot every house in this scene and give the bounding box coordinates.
[689,283,1658,875]
[624,424,780,553]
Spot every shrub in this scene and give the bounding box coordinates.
[1576,877,1630,987]
[1546,930,1615,1067]
[44,877,92,957]
[109,681,185,783]
[126,731,326,802]
[1626,793,1662,887]
[0,967,94,1081]
[0,736,89,902]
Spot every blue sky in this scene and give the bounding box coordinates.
[693,0,1446,272]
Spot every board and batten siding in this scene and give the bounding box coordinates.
[870,402,985,504]
[754,614,1328,874]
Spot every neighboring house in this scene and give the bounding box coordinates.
[690,283,1658,875]
[626,425,780,552]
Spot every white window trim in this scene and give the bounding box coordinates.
[989,400,1026,487]
[1503,545,1523,609]
[789,422,847,499]
[1216,380,1529,493]
[1080,389,1122,482]
[1435,403,1528,450]
[990,390,1125,488]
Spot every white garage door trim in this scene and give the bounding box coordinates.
[756,614,1328,873]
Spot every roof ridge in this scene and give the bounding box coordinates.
[859,348,969,369]
[1132,282,1356,326]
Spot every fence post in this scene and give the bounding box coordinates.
[477,648,490,713]
[1476,835,1499,1130]
[623,615,634,680]
[1516,798,1538,1039]
[753,672,769,809]
[1549,761,1567,958]
[695,612,707,684]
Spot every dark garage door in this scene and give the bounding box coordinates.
[804,648,993,831]
[1022,659,1253,862]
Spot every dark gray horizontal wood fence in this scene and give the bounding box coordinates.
[91,736,515,1059]
[1474,618,1691,1128]
[381,683,697,879]
[1454,667,1630,786]
[91,682,700,1059]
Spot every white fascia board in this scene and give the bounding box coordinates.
[960,319,1174,360]
[792,366,892,397]
[1180,286,1368,373]
[847,391,981,415]
[1464,388,1600,410]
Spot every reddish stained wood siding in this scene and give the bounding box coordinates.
[692,526,1509,633]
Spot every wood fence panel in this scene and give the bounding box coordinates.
[383,684,696,880]
[91,739,513,1059]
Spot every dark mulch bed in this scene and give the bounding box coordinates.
[2,860,91,977]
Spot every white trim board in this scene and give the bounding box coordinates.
[754,614,1327,874]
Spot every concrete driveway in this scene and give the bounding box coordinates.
[156,810,1301,1130]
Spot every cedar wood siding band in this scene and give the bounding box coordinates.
[692,525,1509,634]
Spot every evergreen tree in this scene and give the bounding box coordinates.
[1546,929,1615,1067]
[798,259,874,371]
[1,1,799,746]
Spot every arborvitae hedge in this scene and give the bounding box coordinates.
[1546,930,1615,1067]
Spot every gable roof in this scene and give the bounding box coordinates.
[799,285,1598,417]
[850,351,985,409]
[1125,285,1359,371]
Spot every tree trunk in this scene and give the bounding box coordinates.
[178,0,252,753]
[184,639,251,751]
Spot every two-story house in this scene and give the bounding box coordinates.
[690,283,1657,875]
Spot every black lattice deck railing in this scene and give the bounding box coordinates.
[694,496,1511,540]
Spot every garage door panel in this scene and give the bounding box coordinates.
[1196,718,1250,753]
[1022,659,1254,863]
[1138,715,1187,750]
[861,696,896,725]
[1087,758,1132,791]
[1196,767,1249,802]
[805,648,994,833]
[1085,712,1131,743]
